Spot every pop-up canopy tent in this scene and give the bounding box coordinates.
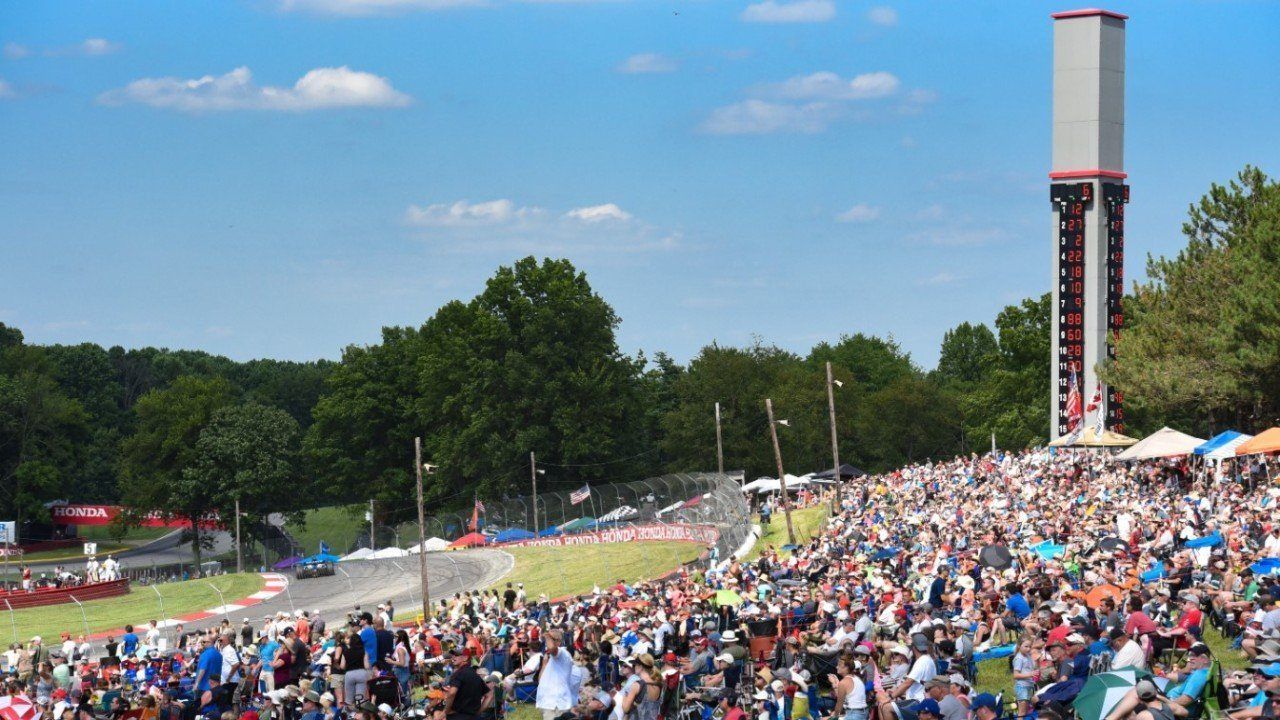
[559,517,597,533]
[340,548,373,562]
[407,537,450,554]
[494,528,535,543]
[1236,427,1280,456]
[448,532,488,549]
[1048,428,1138,448]
[1114,427,1205,461]
[740,475,812,493]
[1194,430,1253,460]
[812,463,867,480]
[368,547,408,559]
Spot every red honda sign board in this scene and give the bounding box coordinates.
[50,505,219,529]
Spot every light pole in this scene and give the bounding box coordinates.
[234,497,243,574]
[825,361,844,514]
[714,402,726,478]
[415,437,432,620]
[764,398,796,546]
[529,453,545,532]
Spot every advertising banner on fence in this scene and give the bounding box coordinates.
[49,504,219,529]
[502,523,720,549]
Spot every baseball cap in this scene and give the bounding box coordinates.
[1187,644,1211,658]
[1258,663,1280,678]
[377,704,394,716]
[916,699,941,716]
[1135,680,1158,701]
[970,693,999,713]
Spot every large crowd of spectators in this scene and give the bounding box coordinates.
[4,448,1280,720]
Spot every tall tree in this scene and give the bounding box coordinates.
[118,375,234,569]
[935,322,998,386]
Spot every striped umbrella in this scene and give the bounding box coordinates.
[0,694,39,720]
[1072,669,1153,720]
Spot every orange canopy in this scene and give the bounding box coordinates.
[448,532,488,549]
[1236,427,1280,455]
[1083,584,1125,609]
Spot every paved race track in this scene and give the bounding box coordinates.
[180,549,513,634]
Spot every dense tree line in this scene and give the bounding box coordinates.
[2,166,1273,537]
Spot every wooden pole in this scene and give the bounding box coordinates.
[825,361,842,514]
[765,398,797,546]
[715,402,726,478]
[530,452,539,533]
[234,497,242,574]
[415,437,429,620]
[369,499,375,551]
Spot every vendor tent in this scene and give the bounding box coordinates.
[340,548,373,561]
[1194,430,1253,460]
[1048,428,1138,448]
[1236,427,1280,455]
[1114,427,1205,461]
[448,532,488,549]
[495,528,535,543]
[368,547,408,559]
[407,537,450,554]
[559,517,596,533]
[812,463,867,480]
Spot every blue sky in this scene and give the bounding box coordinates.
[3,0,1278,369]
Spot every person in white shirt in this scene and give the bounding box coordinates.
[145,621,161,648]
[889,636,936,703]
[536,629,576,720]
[219,632,243,684]
[1109,627,1146,671]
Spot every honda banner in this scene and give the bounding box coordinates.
[501,523,719,549]
[50,504,219,529]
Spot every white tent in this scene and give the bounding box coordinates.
[740,475,811,494]
[1206,434,1254,461]
[340,547,374,561]
[407,537,451,554]
[368,546,409,559]
[1114,427,1206,462]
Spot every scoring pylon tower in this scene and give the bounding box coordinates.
[1049,8,1129,440]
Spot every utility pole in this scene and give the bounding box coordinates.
[765,398,796,546]
[714,402,726,478]
[530,452,539,532]
[415,437,429,620]
[234,497,243,574]
[825,361,842,513]
[369,498,375,551]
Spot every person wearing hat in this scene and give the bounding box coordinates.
[969,693,1000,720]
[886,634,936,704]
[722,630,746,664]
[438,648,489,720]
[924,678,966,720]
[1103,645,1212,720]
[299,690,324,720]
[1227,662,1280,719]
[1109,626,1146,671]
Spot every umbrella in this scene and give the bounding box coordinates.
[1030,541,1066,560]
[1251,558,1280,576]
[979,545,1013,570]
[1073,669,1153,720]
[714,589,744,607]
[870,548,899,562]
[0,694,38,720]
[1083,584,1125,609]
[1099,537,1129,554]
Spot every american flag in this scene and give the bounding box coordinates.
[570,484,591,505]
[1066,368,1083,431]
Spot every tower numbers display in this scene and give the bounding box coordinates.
[1052,181,1090,437]
[1103,182,1130,433]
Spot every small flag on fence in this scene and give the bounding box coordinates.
[570,484,591,505]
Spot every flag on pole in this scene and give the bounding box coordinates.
[1086,382,1102,414]
[469,495,481,531]
[1093,386,1107,437]
[570,484,591,505]
[1062,369,1084,445]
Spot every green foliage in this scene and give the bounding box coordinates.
[1102,166,1280,433]
[935,322,998,385]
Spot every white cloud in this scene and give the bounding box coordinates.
[278,0,484,14]
[97,66,411,112]
[701,99,837,135]
[758,71,900,101]
[836,204,881,223]
[918,271,963,286]
[3,43,30,60]
[740,0,835,23]
[0,79,15,100]
[617,53,678,75]
[564,203,633,223]
[79,38,121,56]
[405,199,542,227]
[867,6,898,26]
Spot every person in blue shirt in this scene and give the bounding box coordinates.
[1103,645,1213,720]
[1004,584,1031,631]
[194,637,224,697]
[121,626,139,657]
[358,612,378,669]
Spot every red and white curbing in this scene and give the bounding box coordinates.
[88,573,289,640]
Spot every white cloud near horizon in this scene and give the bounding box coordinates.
[97,66,411,112]
[405,199,543,227]
[564,203,633,223]
[867,6,898,26]
[702,70,918,135]
[617,53,678,74]
[702,99,836,135]
[5,38,121,58]
[756,71,900,101]
[836,204,881,223]
[740,0,835,23]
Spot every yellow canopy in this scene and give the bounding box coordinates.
[1047,427,1138,448]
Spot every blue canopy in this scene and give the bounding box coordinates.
[1140,561,1167,583]
[300,552,340,564]
[870,547,900,562]
[495,528,535,543]
[1184,531,1223,549]
[1251,558,1280,576]
[1194,430,1248,456]
[536,526,562,538]
[1030,540,1066,560]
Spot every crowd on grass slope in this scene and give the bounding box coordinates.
[5,448,1280,720]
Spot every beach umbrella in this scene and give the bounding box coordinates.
[1099,537,1129,554]
[714,589,744,607]
[1073,669,1152,720]
[0,694,38,720]
[1083,584,1125,609]
[979,544,1013,570]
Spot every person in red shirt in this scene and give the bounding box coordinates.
[1162,595,1203,650]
